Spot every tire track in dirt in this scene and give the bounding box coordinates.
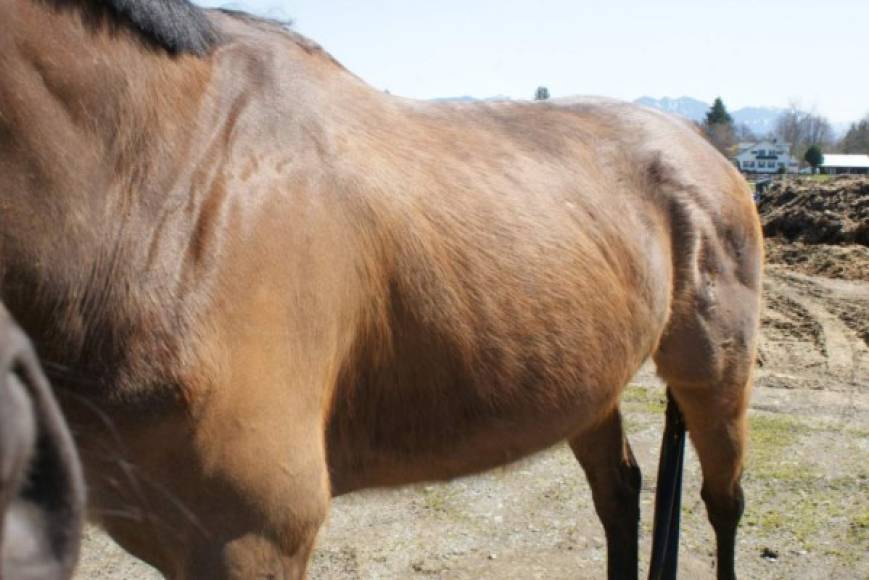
[760,268,867,391]
[793,291,864,384]
[782,269,869,348]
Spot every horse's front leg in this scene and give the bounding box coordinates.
[76,368,331,580]
[570,409,642,580]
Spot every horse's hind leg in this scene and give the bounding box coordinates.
[673,383,748,580]
[570,409,641,580]
[654,278,760,580]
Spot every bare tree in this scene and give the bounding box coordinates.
[705,122,736,154]
[804,115,833,149]
[774,107,805,155]
[734,123,757,143]
[774,105,834,162]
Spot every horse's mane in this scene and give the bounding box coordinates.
[97,0,219,55]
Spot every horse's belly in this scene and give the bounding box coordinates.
[326,414,587,496]
[325,332,646,495]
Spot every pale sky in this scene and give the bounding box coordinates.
[197,0,868,123]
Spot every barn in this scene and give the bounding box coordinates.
[819,154,869,175]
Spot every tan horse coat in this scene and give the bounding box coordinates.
[0,2,761,578]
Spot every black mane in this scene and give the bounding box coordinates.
[100,0,218,55]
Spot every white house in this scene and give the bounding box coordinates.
[819,154,869,175]
[733,140,800,174]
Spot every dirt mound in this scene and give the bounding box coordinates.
[765,239,869,282]
[757,177,869,246]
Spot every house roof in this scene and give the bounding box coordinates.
[735,140,792,153]
[821,154,869,169]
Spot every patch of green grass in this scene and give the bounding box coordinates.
[621,385,665,414]
[748,418,814,483]
[419,485,470,522]
[748,414,868,479]
[749,413,807,444]
[742,413,869,564]
[421,486,451,513]
[743,486,855,552]
[847,505,869,545]
[747,414,813,479]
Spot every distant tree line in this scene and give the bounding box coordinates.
[839,116,869,154]
[698,97,869,164]
[531,88,868,160]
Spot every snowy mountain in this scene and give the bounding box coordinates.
[634,96,710,122]
[731,106,787,135]
[635,97,785,136]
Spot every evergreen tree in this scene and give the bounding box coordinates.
[705,97,734,126]
[804,145,824,173]
[702,98,735,153]
[534,86,550,101]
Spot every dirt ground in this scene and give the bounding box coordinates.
[75,180,868,579]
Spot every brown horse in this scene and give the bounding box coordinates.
[0,0,763,578]
[0,303,84,579]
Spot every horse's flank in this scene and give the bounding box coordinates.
[0,0,762,577]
